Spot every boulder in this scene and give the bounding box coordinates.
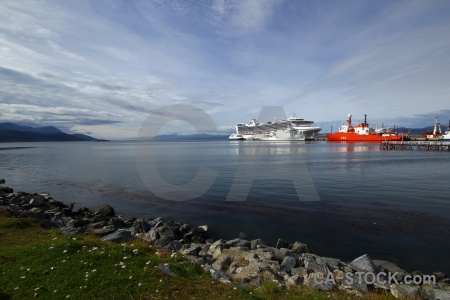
[303,255,329,274]
[349,254,378,273]
[156,263,176,277]
[207,240,225,258]
[178,223,191,234]
[0,186,13,193]
[341,272,370,293]
[304,273,335,291]
[0,178,5,184]
[181,245,202,256]
[420,284,435,300]
[210,269,231,283]
[154,236,174,249]
[92,227,117,236]
[321,257,342,270]
[29,196,46,207]
[60,226,82,235]
[97,204,115,217]
[132,218,152,233]
[390,284,420,299]
[250,238,265,250]
[225,238,250,249]
[434,289,450,300]
[373,260,406,282]
[291,241,310,254]
[101,229,132,242]
[280,256,297,274]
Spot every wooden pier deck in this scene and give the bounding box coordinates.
[380,141,450,151]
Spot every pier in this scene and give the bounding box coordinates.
[380,141,450,151]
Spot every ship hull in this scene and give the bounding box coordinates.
[238,125,320,141]
[326,132,407,142]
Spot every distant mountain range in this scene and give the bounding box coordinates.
[0,122,98,142]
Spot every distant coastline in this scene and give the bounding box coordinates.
[0,122,99,142]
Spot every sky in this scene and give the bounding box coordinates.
[1,0,450,138]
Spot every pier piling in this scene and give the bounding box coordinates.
[380,141,450,151]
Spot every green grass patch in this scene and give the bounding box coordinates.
[0,219,33,229]
[0,213,396,300]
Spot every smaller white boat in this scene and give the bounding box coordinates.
[228,133,245,140]
[438,120,450,141]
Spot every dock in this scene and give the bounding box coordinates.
[380,141,450,151]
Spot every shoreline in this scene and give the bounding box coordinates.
[1,181,450,299]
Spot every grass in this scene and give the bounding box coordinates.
[0,211,396,300]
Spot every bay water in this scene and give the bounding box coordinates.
[1,140,449,274]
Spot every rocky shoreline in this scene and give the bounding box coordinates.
[1,181,449,299]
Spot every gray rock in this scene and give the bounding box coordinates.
[97,204,115,217]
[179,223,191,234]
[341,272,369,293]
[270,247,295,261]
[420,284,436,300]
[181,245,202,256]
[145,227,160,243]
[321,257,342,270]
[60,226,81,235]
[390,284,420,299]
[90,214,107,224]
[91,221,106,229]
[286,274,304,286]
[250,238,265,250]
[0,186,13,193]
[304,256,329,274]
[92,227,117,236]
[208,240,224,258]
[434,289,450,300]
[279,248,296,258]
[156,226,175,239]
[156,263,176,276]
[101,229,132,242]
[373,260,406,281]
[291,241,310,254]
[154,236,174,249]
[0,178,5,184]
[165,240,183,252]
[225,238,250,249]
[349,254,378,273]
[212,254,232,271]
[132,218,152,233]
[189,225,209,243]
[210,269,231,283]
[304,273,335,291]
[29,196,45,207]
[281,256,297,274]
[436,282,450,291]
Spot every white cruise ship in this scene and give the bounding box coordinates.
[229,114,321,141]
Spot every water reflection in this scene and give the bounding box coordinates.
[231,141,316,155]
[327,141,379,152]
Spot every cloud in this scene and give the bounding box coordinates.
[1,0,450,138]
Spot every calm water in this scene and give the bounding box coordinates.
[1,141,449,274]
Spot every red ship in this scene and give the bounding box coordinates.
[326,114,409,142]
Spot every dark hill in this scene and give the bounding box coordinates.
[0,122,97,142]
[0,122,63,134]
